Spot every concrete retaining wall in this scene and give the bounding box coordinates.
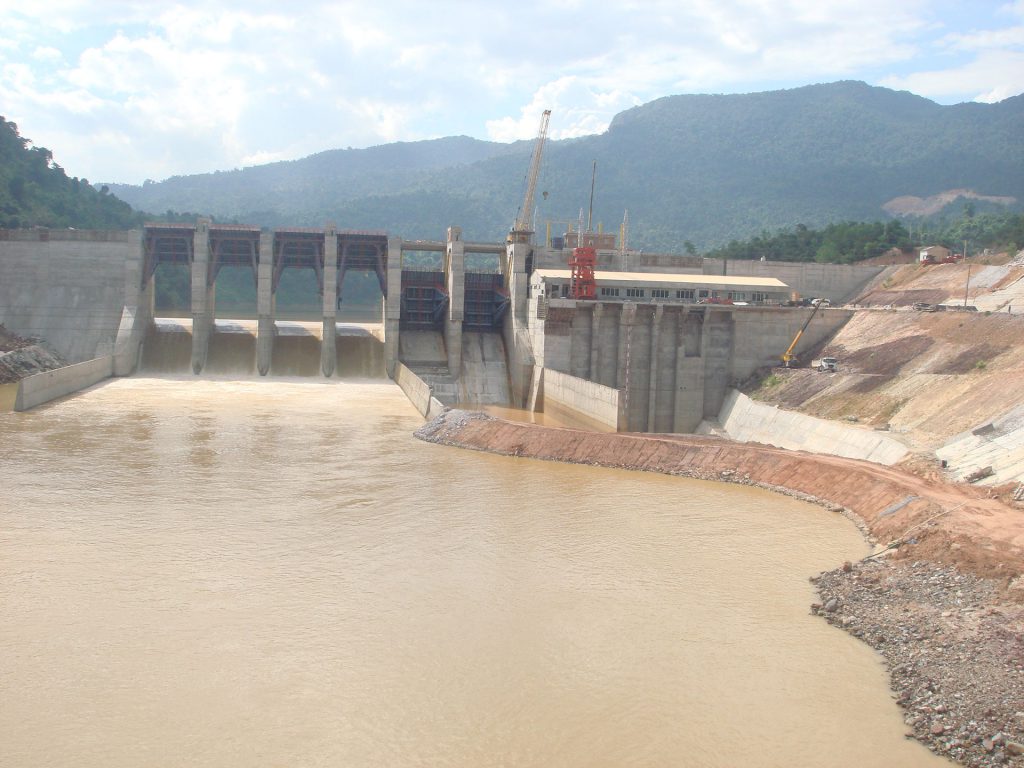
[14,356,113,411]
[704,260,883,304]
[705,389,909,465]
[542,368,622,432]
[936,406,1024,486]
[393,361,446,420]
[0,229,140,363]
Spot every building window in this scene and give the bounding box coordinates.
[676,289,695,300]
[600,287,620,297]
[626,288,646,298]
[562,284,570,298]
[651,289,669,299]
[728,292,746,301]
[698,289,709,299]
[752,292,767,303]
[547,284,560,297]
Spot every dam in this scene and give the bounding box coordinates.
[0,222,881,424]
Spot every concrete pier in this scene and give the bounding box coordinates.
[444,227,465,377]
[257,231,274,376]
[190,219,213,374]
[321,225,338,377]
[384,236,403,378]
[502,239,536,408]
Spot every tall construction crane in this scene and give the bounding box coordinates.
[508,109,551,244]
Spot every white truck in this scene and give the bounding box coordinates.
[812,357,838,372]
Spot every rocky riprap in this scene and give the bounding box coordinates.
[0,324,65,384]
[814,559,1024,767]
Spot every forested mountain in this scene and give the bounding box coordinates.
[0,117,142,230]
[106,81,1024,250]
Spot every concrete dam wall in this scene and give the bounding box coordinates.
[532,298,852,433]
[0,229,141,363]
[1,224,881,427]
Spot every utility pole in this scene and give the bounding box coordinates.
[587,160,597,233]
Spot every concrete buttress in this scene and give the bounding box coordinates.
[673,310,706,433]
[113,230,152,376]
[617,303,638,428]
[647,305,662,431]
[701,309,735,419]
[589,303,603,381]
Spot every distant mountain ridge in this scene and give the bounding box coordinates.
[107,81,1024,250]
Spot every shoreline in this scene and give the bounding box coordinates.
[416,409,1024,767]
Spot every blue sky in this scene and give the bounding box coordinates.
[2,0,1022,185]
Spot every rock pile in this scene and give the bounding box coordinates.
[0,324,65,384]
[814,559,1024,767]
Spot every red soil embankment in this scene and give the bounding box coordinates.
[417,411,1024,585]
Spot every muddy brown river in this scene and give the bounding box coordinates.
[0,376,945,767]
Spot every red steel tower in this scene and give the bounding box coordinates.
[570,245,597,300]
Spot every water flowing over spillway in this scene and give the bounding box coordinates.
[0,375,945,767]
[141,318,387,378]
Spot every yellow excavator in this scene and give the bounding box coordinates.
[781,301,822,367]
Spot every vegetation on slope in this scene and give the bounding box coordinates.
[0,117,143,230]
[107,81,1024,250]
[706,210,1024,263]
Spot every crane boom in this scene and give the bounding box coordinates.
[781,302,822,367]
[510,109,551,242]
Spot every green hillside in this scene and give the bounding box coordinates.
[0,117,142,230]
[107,81,1024,250]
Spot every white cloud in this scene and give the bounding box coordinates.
[0,0,1020,184]
[881,49,1024,103]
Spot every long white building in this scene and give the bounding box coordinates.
[531,269,792,305]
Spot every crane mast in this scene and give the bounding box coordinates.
[509,109,551,244]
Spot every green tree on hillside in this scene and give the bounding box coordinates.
[0,117,144,230]
[707,213,1021,264]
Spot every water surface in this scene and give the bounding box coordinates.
[0,377,943,767]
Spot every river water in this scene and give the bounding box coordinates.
[0,375,945,767]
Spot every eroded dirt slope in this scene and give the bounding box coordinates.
[751,255,1024,453]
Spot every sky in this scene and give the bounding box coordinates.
[2,0,1022,185]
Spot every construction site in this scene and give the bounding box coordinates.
[2,111,1024,766]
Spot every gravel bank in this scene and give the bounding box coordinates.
[815,560,1024,767]
[0,324,65,384]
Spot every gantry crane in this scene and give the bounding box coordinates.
[508,109,551,244]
